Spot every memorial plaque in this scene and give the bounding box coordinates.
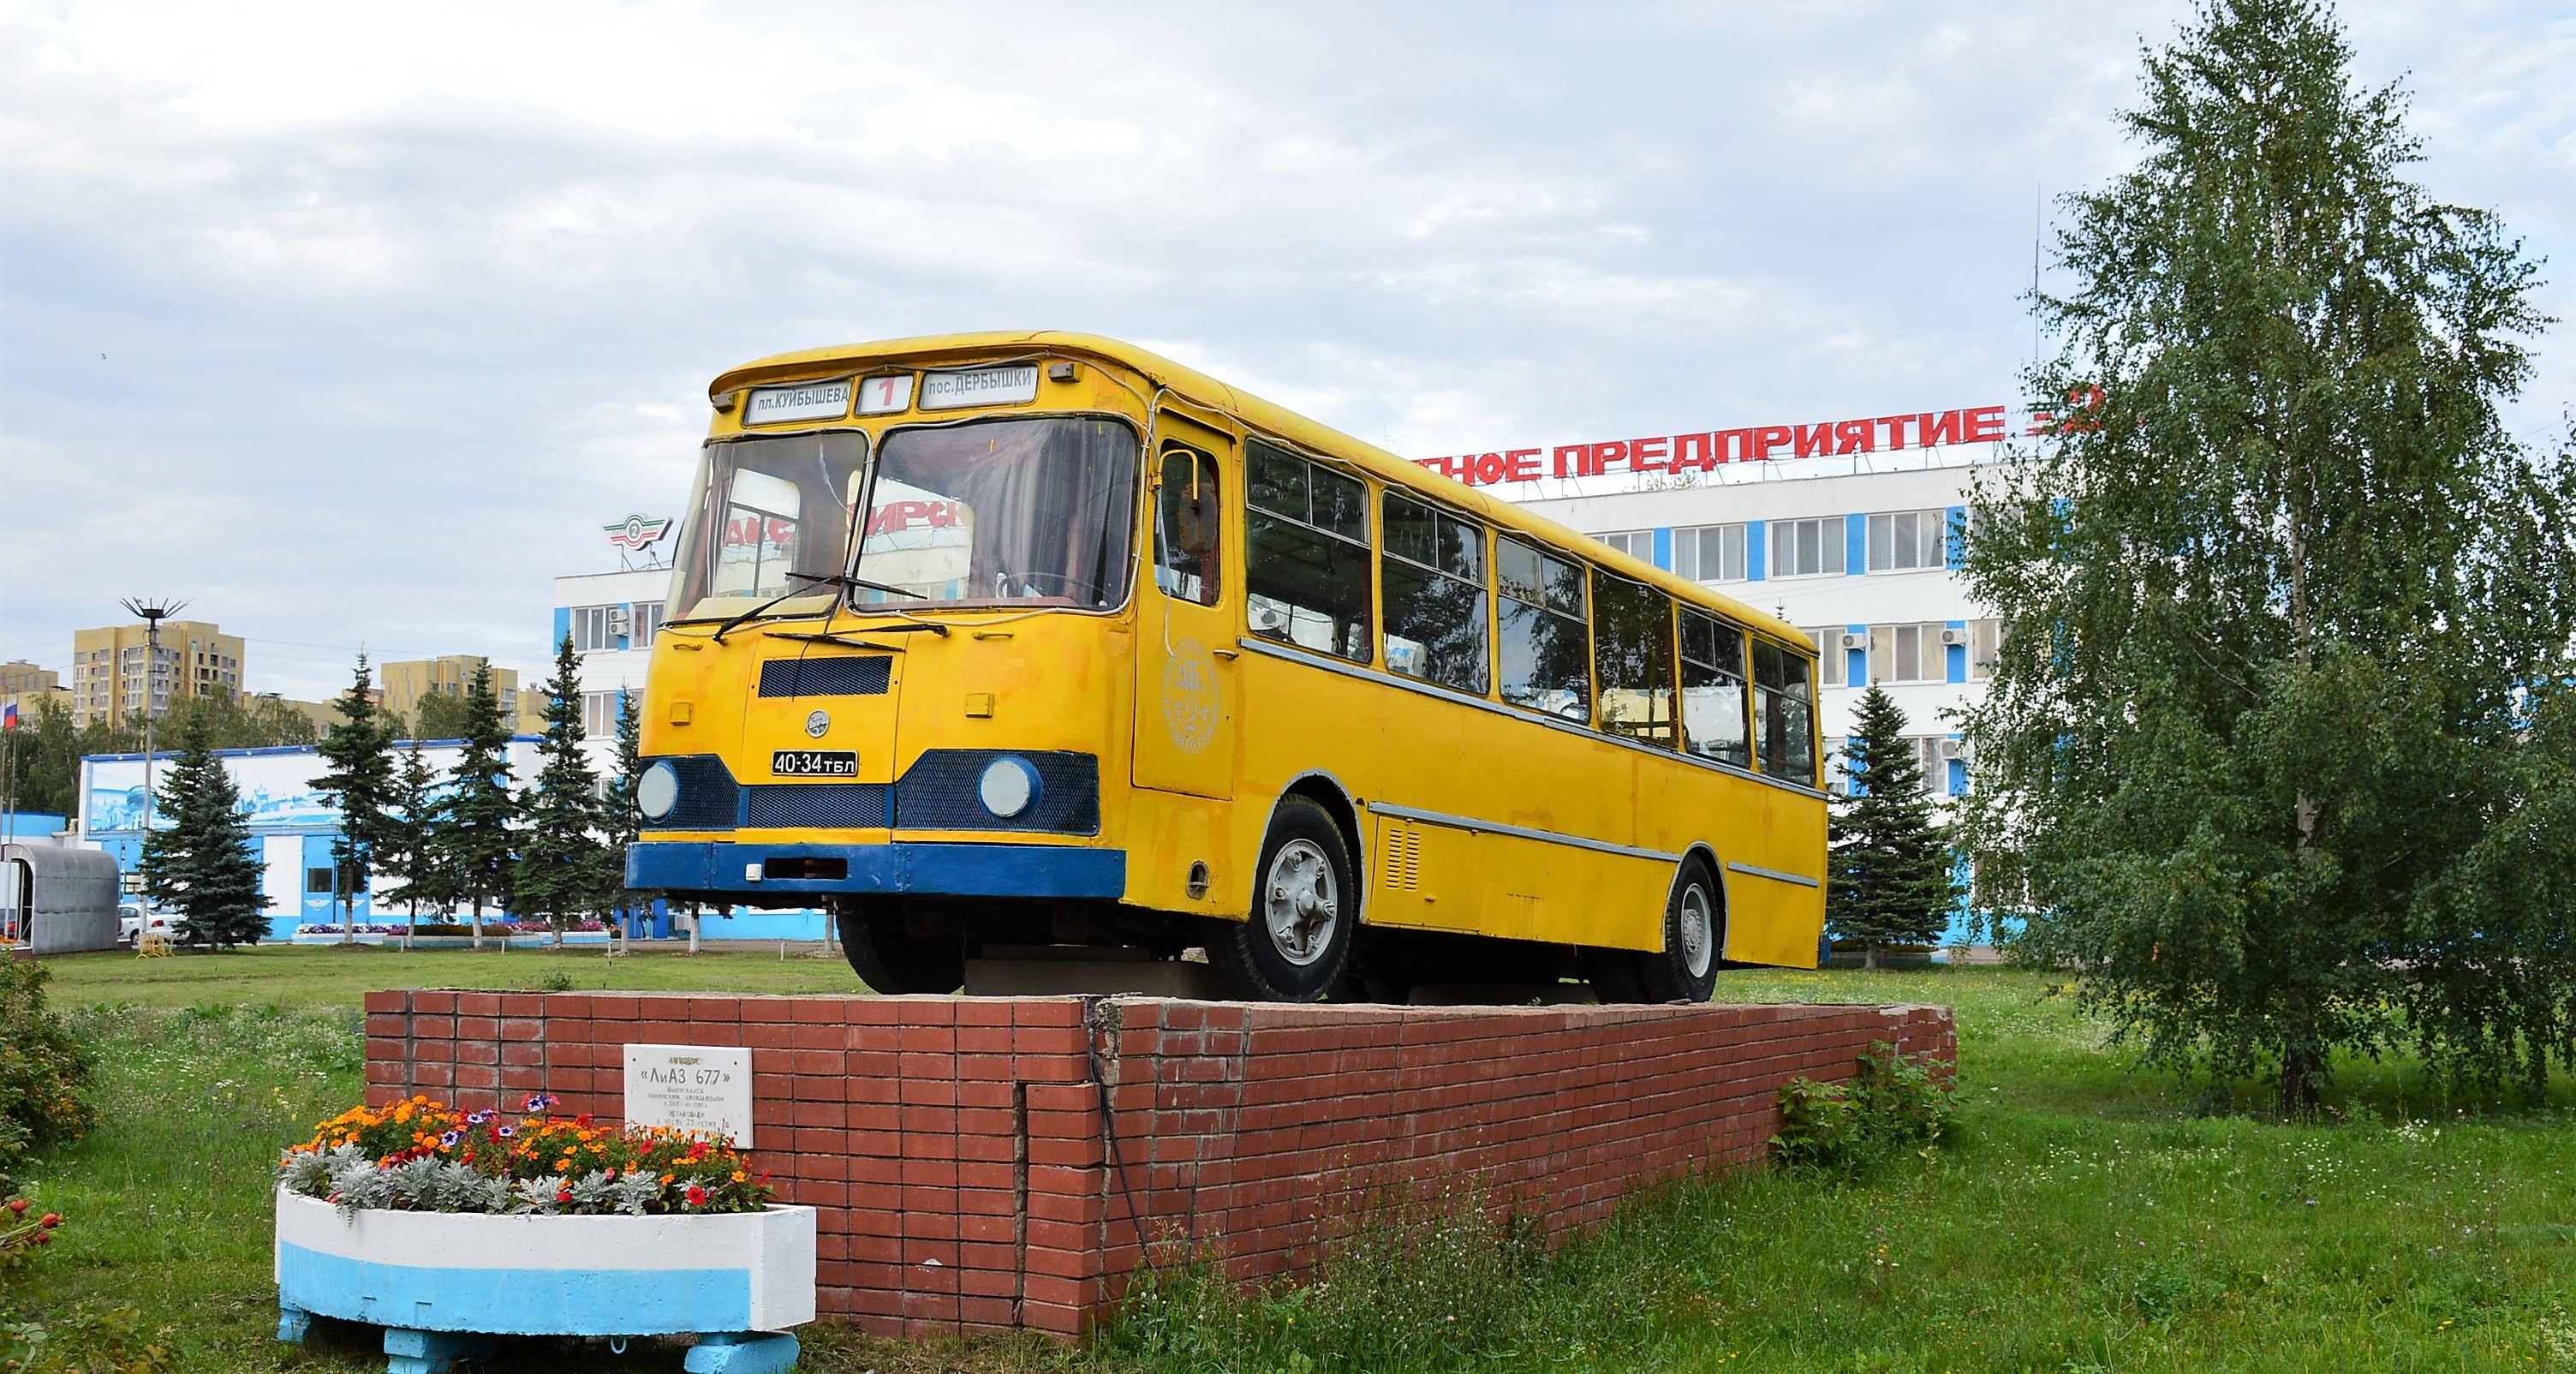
[623,1044,755,1146]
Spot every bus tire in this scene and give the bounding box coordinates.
[834,901,963,995]
[1213,797,1356,1001]
[1586,859,1722,1004]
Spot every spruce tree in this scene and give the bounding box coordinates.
[377,743,448,947]
[139,716,269,948]
[1958,0,2576,1110]
[310,654,397,941]
[1828,685,1960,970]
[602,693,648,935]
[444,661,519,948]
[512,636,607,947]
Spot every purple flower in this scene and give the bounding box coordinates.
[497,1126,516,1138]
[523,1093,558,1112]
[466,1110,491,1125]
[439,1130,462,1147]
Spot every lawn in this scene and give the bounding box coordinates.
[8,949,2573,1371]
[36,940,866,1011]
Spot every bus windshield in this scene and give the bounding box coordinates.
[850,416,1138,610]
[667,431,869,623]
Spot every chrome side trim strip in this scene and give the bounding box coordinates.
[1363,800,1681,863]
[1726,861,1822,888]
[1233,636,1830,801]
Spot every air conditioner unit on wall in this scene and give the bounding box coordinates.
[607,607,632,635]
[1840,632,1867,649]
[1938,628,1968,646]
[1938,739,1967,763]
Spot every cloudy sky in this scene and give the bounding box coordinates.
[3,0,2570,701]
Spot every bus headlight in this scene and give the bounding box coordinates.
[637,760,681,822]
[977,757,1041,819]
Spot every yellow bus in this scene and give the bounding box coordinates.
[626,332,1826,1001]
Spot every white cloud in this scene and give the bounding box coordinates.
[0,0,2567,697]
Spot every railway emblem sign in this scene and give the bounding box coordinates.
[1160,639,1219,755]
[605,513,673,551]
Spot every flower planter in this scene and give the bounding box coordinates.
[274,1189,815,1373]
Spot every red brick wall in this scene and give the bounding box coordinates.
[363,991,1953,1338]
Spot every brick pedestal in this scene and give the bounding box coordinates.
[362,991,1953,1337]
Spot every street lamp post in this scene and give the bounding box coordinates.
[119,598,185,837]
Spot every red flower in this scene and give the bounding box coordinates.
[685,1186,707,1207]
[556,1189,573,1204]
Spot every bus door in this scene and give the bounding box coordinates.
[1131,418,1238,799]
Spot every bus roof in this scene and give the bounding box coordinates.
[711,331,1812,648]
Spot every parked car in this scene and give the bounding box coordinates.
[117,902,181,947]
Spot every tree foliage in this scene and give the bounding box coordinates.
[411,688,479,744]
[604,692,649,928]
[1958,0,2576,1109]
[138,715,269,948]
[442,662,519,939]
[0,690,313,821]
[512,636,610,942]
[310,655,397,930]
[1828,685,1960,967]
[376,743,450,931]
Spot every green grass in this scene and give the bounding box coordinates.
[9,957,2574,1371]
[37,940,868,1010]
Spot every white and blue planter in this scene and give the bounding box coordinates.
[275,1189,816,1373]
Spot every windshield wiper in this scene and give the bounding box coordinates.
[766,630,906,652]
[709,571,928,643]
[834,573,928,603]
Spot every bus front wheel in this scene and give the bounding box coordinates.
[1584,860,1722,1004]
[1212,797,1356,1001]
[834,901,965,995]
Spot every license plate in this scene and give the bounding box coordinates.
[771,750,857,778]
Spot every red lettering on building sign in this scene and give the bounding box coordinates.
[1416,403,2014,488]
[724,517,802,548]
[2025,386,2104,436]
[866,501,966,535]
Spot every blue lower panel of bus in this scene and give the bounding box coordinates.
[626,840,1126,900]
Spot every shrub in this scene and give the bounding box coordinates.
[0,1196,63,1269]
[0,1302,177,1373]
[277,1093,772,1216]
[0,962,94,1195]
[1770,1041,1953,1174]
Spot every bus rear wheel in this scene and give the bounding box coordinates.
[834,900,964,995]
[1584,860,1722,1004]
[1211,797,1356,1001]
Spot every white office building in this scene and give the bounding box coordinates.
[1516,448,2001,801]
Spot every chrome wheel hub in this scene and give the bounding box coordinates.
[1262,838,1338,967]
[1679,883,1714,978]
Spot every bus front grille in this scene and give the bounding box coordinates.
[757,657,892,697]
[744,784,891,830]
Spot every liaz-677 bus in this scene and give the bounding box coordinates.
[626,332,1826,1002]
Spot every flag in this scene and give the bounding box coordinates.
[3,702,15,731]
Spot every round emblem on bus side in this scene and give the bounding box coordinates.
[805,709,830,738]
[1161,639,1219,756]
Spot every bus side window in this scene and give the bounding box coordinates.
[1751,638,1818,785]
[1153,445,1221,606]
[1496,535,1590,721]
[1593,572,1675,747]
[1244,440,1373,662]
[1380,492,1488,694]
[1680,610,1750,769]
